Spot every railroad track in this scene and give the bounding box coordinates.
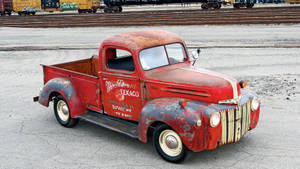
[1,6,300,28]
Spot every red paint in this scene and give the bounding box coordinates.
[36,30,260,152]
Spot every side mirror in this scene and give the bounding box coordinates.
[192,51,198,59]
[191,48,201,66]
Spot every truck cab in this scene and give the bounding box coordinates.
[35,30,260,163]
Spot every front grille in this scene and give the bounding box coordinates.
[218,101,251,146]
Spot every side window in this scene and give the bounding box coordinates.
[106,48,135,72]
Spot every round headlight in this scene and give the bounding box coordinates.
[196,119,202,127]
[251,98,260,111]
[210,112,220,127]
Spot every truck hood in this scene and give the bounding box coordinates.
[144,66,240,104]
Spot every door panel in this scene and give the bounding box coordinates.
[100,47,142,121]
[101,73,142,121]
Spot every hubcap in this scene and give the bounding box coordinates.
[159,129,182,157]
[57,100,69,122]
[166,135,178,149]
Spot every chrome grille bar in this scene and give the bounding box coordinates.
[235,106,242,142]
[246,101,251,131]
[241,103,247,136]
[220,110,227,145]
[227,109,235,143]
[218,101,251,146]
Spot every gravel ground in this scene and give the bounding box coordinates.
[0,24,299,169]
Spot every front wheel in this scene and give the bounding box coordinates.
[153,124,188,163]
[53,95,78,127]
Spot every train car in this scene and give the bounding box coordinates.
[284,0,300,3]
[0,0,13,16]
[102,0,223,12]
[13,0,41,15]
[41,0,100,13]
[61,0,100,13]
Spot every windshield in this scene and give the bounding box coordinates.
[139,43,187,70]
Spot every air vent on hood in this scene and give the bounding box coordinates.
[161,87,211,97]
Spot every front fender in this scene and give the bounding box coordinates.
[138,98,211,151]
[39,78,84,118]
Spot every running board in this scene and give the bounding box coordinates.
[78,110,138,139]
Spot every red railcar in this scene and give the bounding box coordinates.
[0,0,12,16]
[34,30,260,163]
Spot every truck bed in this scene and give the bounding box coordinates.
[54,55,99,77]
[42,55,100,111]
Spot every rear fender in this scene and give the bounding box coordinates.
[38,78,84,118]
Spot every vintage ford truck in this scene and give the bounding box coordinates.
[34,30,260,163]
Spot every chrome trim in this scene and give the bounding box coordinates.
[220,110,227,145]
[227,109,235,143]
[235,107,241,142]
[219,101,251,146]
[218,98,239,105]
[246,102,251,131]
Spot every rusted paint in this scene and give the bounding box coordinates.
[39,78,75,106]
[35,30,260,154]
[101,30,184,53]
[138,89,259,152]
[39,77,84,118]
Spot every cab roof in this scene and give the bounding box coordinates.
[101,30,184,52]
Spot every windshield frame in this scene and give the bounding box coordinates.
[138,42,188,71]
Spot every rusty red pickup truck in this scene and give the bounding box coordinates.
[34,30,260,163]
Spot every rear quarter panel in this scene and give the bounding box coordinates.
[42,65,99,116]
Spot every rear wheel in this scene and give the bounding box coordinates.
[104,7,112,13]
[113,6,120,13]
[213,2,221,9]
[233,3,240,9]
[201,3,208,9]
[247,3,254,8]
[153,124,188,163]
[53,95,78,128]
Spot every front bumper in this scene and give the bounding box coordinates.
[189,92,260,152]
